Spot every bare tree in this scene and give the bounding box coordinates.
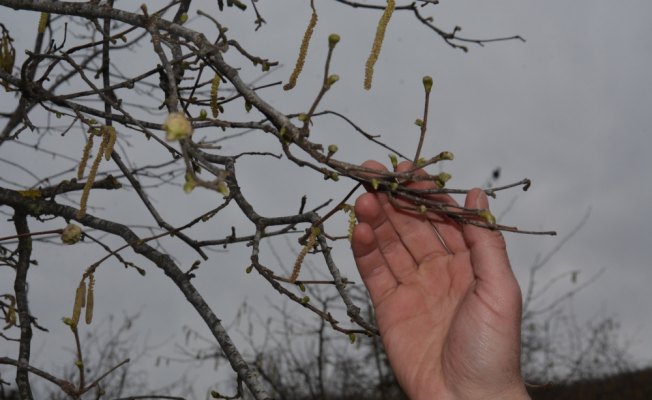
[0,1,548,399]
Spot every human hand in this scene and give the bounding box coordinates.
[351,160,530,400]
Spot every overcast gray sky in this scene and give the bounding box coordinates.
[1,0,652,396]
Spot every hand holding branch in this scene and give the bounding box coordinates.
[352,160,531,400]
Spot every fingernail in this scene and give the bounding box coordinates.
[474,189,488,209]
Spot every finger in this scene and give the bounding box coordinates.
[462,189,522,310]
[351,221,398,306]
[394,161,468,254]
[355,192,419,281]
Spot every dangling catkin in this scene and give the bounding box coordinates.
[283,1,317,91]
[85,274,95,325]
[77,131,109,219]
[103,126,117,161]
[71,280,87,327]
[364,0,395,90]
[77,134,94,180]
[290,227,319,283]
[210,74,221,117]
[38,13,49,34]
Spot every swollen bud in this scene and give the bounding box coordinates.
[183,173,196,194]
[478,209,496,225]
[388,154,398,169]
[61,224,82,245]
[217,180,230,197]
[327,144,338,155]
[328,33,341,48]
[422,75,433,93]
[435,172,451,188]
[326,74,340,88]
[164,112,192,141]
[178,13,188,24]
[439,151,454,161]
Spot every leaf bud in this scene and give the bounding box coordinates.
[422,75,433,93]
[178,13,188,24]
[297,113,309,122]
[326,74,340,87]
[217,180,230,197]
[370,179,379,190]
[436,172,451,183]
[414,119,423,127]
[199,109,208,120]
[301,296,310,304]
[439,151,454,161]
[388,154,398,169]
[328,33,341,48]
[348,333,356,344]
[478,209,496,225]
[435,172,451,188]
[183,173,196,193]
[327,144,338,155]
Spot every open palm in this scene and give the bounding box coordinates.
[351,161,530,400]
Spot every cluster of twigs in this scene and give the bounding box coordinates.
[0,1,550,399]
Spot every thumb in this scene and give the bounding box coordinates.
[463,189,521,309]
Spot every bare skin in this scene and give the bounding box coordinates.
[351,160,531,400]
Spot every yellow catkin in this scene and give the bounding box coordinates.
[283,1,317,91]
[38,13,49,34]
[71,280,87,327]
[103,126,117,161]
[1,33,15,74]
[210,74,221,118]
[77,134,94,180]
[343,205,357,242]
[364,0,395,90]
[85,275,95,325]
[77,133,109,219]
[290,228,319,283]
[3,295,16,328]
